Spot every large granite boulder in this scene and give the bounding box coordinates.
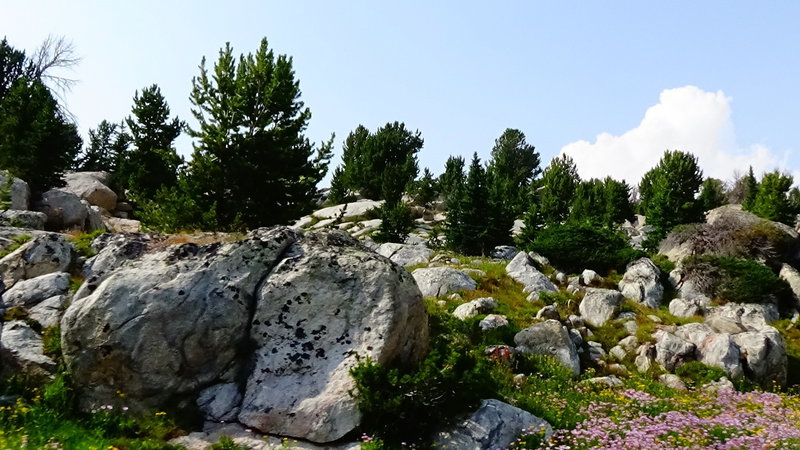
[0,210,47,230]
[238,231,427,443]
[61,227,429,444]
[411,267,477,297]
[618,258,663,309]
[779,263,800,310]
[63,172,117,211]
[506,252,557,300]
[515,320,580,375]
[579,288,623,327]
[36,189,89,230]
[61,227,301,411]
[434,399,552,449]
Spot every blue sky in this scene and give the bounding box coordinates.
[3,1,799,185]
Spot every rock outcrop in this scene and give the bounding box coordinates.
[61,227,428,443]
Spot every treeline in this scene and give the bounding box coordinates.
[1,36,798,246]
[1,37,332,231]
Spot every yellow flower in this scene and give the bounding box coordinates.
[155,411,167,416]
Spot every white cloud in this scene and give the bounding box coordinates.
[560,86,784,185]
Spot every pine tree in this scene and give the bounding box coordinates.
[750,171,794,225]
[73,120,130,172]
[0,78,81,194]
[331,122,422,201]
[410,168,438,208]
[742,166,758,211]
[446,153,491,255]
[602,177,635,226]
[698,177,727,212]
[638,150,703,247]
[188,39,333,229]
[538,154,580,225]
[487,128,541,216]
[439,155,465,202]
[119,84,183,199]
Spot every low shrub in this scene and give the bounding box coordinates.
[681,255,792,305]
[373,201,414,244]
[67,228,106,258]
[675,361,728,387]
[350,308,496,446]
[0,234,31,259]
[529,222,643,274]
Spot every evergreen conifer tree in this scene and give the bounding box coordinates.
[439,155,465,202]
[446,153,491,255]
[119,84,183,199]
[538,154,579,225]
[188,39,333,229]
[742,166,758,211]
[750,171,794,225]
[638,150,703,247]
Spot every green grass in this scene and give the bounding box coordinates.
[0,234,31,259]
[67,229,107,258]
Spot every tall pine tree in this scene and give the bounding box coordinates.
[188,39,333,229]
[119,84,183,199]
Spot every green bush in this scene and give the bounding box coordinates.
[68,229,106,258]
[373,201,414,243]
[528,222,643,274]
[682,255,792,305]
[350,308,496,446]
[675,361,728,387]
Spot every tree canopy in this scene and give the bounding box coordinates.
[187,38,332,229]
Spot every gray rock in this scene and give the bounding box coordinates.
[63,172,118,211]
[28,295,68,328]
[411,267,477,298]
[658,373,688,391]
[0,233,73,288]
[62,227,301,412]
[490,245,518,260]
[587,341,606,364]
[36,189,88,230]
[479,314,509,331]
[76,233,153,300]
[85,204,107,232]
[579,288,623,327]
[453,297,497,320]
[1,272,70,308]
[702,377,736,393]
[619,258,663,309]
[705,303,779,332]
[0,172,30,210]
[239,230,428,443]
[536,304,560,320]
[505,252,557,300]
[654,330,695,372]
[376,242,433,267]
[732,327,787,388]
[103,217,142,233]
[434,399,552,450]
[0,210,47,229]
[169,422,360,450]
[515,320,580,375]
[619,335,639,352]
[635,343,655,373]
[197,383,242,422]
[675,323,743,379]
[584,375,623,388]
[780,264,800,309]
[669,298,702,318]
[623,320,639,335]
[0,320,56,377]
[311,200,384,221]
[609,345,627,361]
[581,269,601,286]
